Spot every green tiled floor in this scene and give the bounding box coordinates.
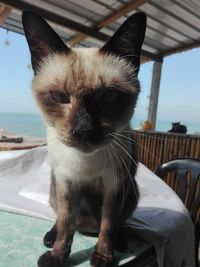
[0,210,146,267]
[0,211,52,267]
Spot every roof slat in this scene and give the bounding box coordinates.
[146,17,188,43]
[174,0,200,18]
[151,0,200,33]
[144,36,169,52]
[142,44,159,54]
[1,24,23,35]
[145,28,179,48]
[68,0,110,15]
[29,0,91,25]
[47,0,103,23]
[139,2,199,40]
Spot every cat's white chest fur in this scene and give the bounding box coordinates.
[47,127,110,184]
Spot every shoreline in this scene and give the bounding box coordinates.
[0,129,46,151]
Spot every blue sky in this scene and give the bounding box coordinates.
[137,48,200,123]
[0,28,200,122]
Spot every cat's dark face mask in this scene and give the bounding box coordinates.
[22,11,146,153]
[69,86,138,152]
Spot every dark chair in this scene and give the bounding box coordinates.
[120,246,157,267]
[155,158,200,267]
[119,227,157,267]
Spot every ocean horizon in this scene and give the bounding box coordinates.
[0,112,200,137]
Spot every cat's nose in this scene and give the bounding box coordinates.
[72,128,93,142]
[72,110,94,142]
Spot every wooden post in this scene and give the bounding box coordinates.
[147,57,163,129]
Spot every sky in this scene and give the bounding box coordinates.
[0,28,200,123]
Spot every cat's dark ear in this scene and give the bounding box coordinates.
[100,12,146,74]
[22,11,70,74]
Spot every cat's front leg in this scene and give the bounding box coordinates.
[43,173,58,248]
[43,224,57,248]
[38,181,75,267]
[90,197,118,267]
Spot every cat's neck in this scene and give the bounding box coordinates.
[46,126,110,183]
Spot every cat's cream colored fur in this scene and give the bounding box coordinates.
[47,126,112,184]
[32,48,138,96]
[32,48,139,161]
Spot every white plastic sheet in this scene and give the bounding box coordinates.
[0,147,55,220]
[0,147,195,267]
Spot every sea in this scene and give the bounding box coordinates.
[0,112,200,137]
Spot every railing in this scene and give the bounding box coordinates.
[132,130,200,171]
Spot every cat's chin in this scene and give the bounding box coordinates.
[60,136,112,154]
[61,142,103,154]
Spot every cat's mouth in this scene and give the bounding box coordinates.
[60,132,113,153]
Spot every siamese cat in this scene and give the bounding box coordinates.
[168,122,187,134]
[22,11,146,267]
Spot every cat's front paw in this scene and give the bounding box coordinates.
[43,230,57,248]
[90,251,113,267]
[38,251,66,267]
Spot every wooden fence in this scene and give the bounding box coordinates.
[132,130,200,171]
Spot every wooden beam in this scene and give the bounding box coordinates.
[68,0,149,46]
[141,40,200,64]
[141,55,151,64]
[0,4,12,26]
[147,57,163,129]
[159,40,200,58]
[94,0,149,29]
[68,33,87,47]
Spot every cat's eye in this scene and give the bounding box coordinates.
[103,90,118,104]
[50,91,70,104]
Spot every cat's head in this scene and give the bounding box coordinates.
[22,11,146,152]
[172,122,181,126]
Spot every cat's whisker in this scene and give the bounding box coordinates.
[118,130,157,144]
[109,133,137,167]
[106,144,118,201]
[114,132,159,161]
[111,132,157,182]
[113,134,139,159]
[100,148,107,175]
[108,133,139,200]
[121,129,174,142]
[110,143,125,211]
[121,131,162,147]
[119,53,140,59]
[110,139,139,201]
[112,151,118,203]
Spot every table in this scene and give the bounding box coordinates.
[0,147,195,267]
[0,129,45,151]
[0,210,154,267]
